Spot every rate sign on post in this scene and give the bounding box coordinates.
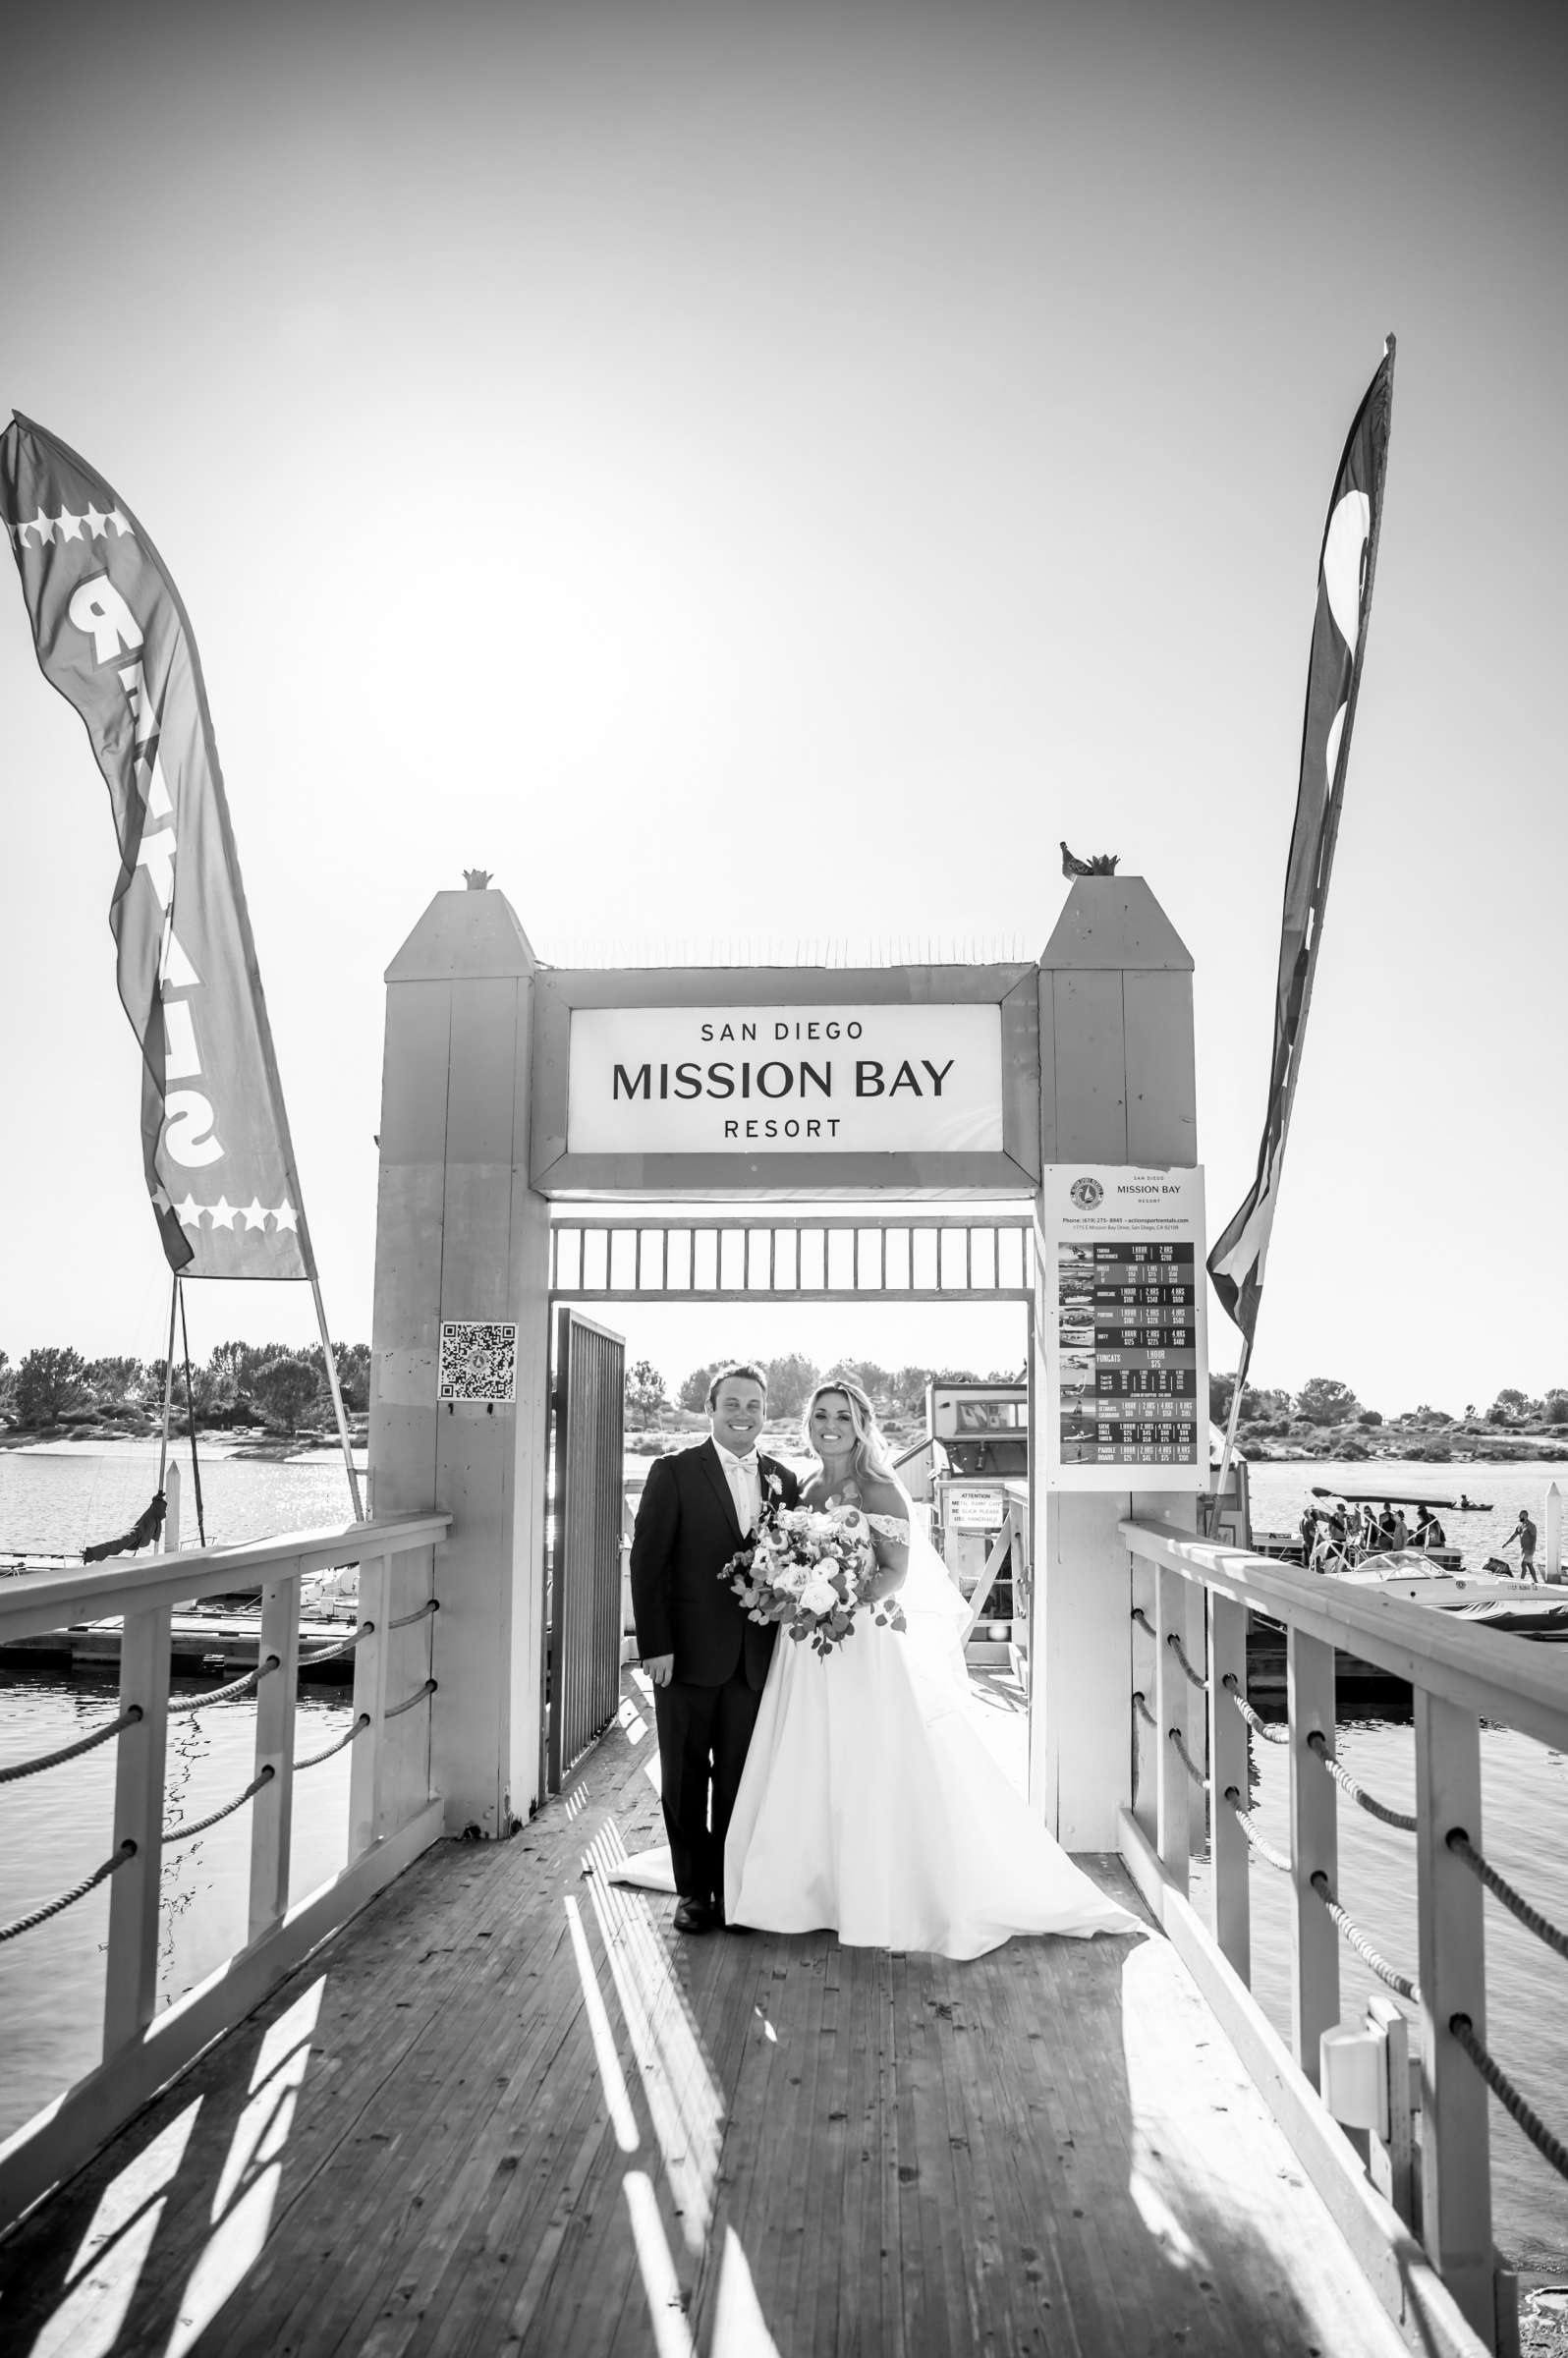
[1043,1165,1208,1492]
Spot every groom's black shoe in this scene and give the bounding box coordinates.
[673,1896,715,1936]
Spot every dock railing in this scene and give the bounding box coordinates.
[0,1511,449,2231]
[1120,1514,1568,2357]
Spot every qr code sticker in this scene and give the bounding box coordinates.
[438,1320,519,1403]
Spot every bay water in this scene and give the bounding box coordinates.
[2,1446,1565,2261]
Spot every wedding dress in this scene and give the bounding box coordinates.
[720,1512,1142,1960]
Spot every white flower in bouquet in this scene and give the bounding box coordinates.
[720,1491,903,1656]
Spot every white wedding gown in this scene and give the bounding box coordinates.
[720,1515,1143,1961]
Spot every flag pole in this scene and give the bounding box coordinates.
[1214,1334,1252,1519]
[307,1271,364,1520]
[156,1271,180,1492]
[284,1163,364,1520]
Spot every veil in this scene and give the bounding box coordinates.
[885,1483,976,1721]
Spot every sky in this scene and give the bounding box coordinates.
[1,0,1564,1421]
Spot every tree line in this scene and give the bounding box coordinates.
[1210,1372,1568,1434]
[625,1354,1024,1426]
[0,1341,370,1433]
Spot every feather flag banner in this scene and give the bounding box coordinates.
[0,412,311,1279]
[1207,342,1395,1348]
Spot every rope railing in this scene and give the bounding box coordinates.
[1223,1784,1292,1876]
[1130,1606,1155,1641]
[167,1655,281,1713]
[1309,1870,1421,2002]
[1304,1731,1419,1831]
[1167,1631,1207,1693]
[0,1841,137,1944]
[298,1621,372,1667]
[388,1597,440,1631]
[1447,1828,1568,1963]
[1221,1671,1290,1744]
[294,1713,370,1772]
[163,1766,275,1845]
[1132,1688,1155,1728]
[1450,2016,1568,2184]
[1170,1723,1208,1791]
[0,1706,142,1784]
[384,1676,438,1721]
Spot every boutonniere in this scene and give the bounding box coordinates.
[764,1469,785,1498]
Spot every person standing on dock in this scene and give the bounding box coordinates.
[629,1364,801,1935]
[1501,1507,1541,1584]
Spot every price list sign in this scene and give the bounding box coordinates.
[1042,1164,1208,1491]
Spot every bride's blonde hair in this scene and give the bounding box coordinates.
[802,1375,901,1488]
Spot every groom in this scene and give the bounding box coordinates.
[630,1363,799,1934]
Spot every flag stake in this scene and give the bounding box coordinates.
[156,1272,180,1495]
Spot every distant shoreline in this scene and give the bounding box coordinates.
[0,1431,367,1465]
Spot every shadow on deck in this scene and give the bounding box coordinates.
[0,1668,1410,2356]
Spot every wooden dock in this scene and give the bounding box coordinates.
[0,1667,1412,2356]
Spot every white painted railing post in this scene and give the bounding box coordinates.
[103,1604,171,2058]
[350,1553,391,1857]
[1207,1592,1251,1984]
[1415,1690,1496,2348]
[1545,1480,1562,1583]
[1130,1566,1157,1843]
[162,1462,181,1552]
[1153,1561,1189,1892]
[1287,1628,1339,2088]
[248,1569,302,1942]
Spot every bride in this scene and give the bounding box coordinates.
[723,1376,1141,1960]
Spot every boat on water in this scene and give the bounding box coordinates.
[1328,1548,1568,1636]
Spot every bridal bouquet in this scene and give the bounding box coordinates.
[722,1502,907,1658]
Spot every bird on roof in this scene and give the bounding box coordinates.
[1060,842,1119,877]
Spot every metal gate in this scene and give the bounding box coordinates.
[546,1307,626,1795]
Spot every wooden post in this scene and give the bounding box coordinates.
[1208,1591,1252,1983]
[1032,877,1198,1847]
[1545,1480,1562,1582]
[1415,1690,1495,2347]
[162,1461,181,1553]
[103,1604,170,2058]
[1130,1565,1157,1843]
[248,1573,301,1940]
[1152,1560,1190,1892]
[1287,1628,1339,2087]
[349,1553,391,1856]
[368,882,552,1835]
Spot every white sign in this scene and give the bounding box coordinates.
[566,1004,1004,1155]
[945,1487,1009,1531]
[1042,1165,1208,1493]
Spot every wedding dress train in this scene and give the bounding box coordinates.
[721,1516,1143,1960]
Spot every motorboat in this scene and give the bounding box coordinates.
[1330,1549,1568,1637]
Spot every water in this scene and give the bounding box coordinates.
[1247,1456,1565,1578]
[0,1445,362,2143]
[3,1448,1565,2260]
[0,1437,360,1558]
[1197,1460,1568,2266]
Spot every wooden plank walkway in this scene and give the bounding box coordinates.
[0,1667,1410,2357]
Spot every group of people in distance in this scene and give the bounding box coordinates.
[1297,1497,1443,1571]
[1298,1498,1549,1582]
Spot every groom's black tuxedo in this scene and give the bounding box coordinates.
[630,1438,800,1905]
